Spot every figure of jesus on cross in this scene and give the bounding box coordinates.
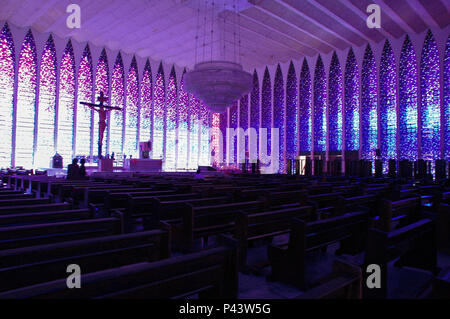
[80,91,122,159]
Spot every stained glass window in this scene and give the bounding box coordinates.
[314,55,326,152]
[177,70,189,170]
[35,36,57,168]
[153,64,165,161]
[219,111,228,165]
[344,48,360,152]
[444,36,450,160]
[274,64,285,172]
[140,60,152,144]
[165,67,177,171]
[261,67,272,166]
[75,45,93,158]
[328,52,343,152]
[250,70,260,162]
[229,101,238,166]
[110,53,124,163]
[211,112,222,166]
[299,59,312,153]
[15,30,37,168]
[286,61,298,160]
[238,94,249,164]
[361,44,377,159]
[0,23,14,168]
[420,30,441,160]
[188,95,199,169]
[94,49,109,158]
[399,36,418,160]
[199,102,210,167]
[124,57,139,158]
[380,40,397,161]
[57,40,75,165]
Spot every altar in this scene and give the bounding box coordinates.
[123,159,163,172]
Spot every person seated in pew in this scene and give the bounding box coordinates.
[67,159,80,181]
[79,158,87,179]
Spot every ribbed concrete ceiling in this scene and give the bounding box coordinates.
[0,0,448,70]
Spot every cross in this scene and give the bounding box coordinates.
[80,91,122,159]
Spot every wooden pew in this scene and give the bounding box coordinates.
[0,203,71,216]
[125,195,231,232]
[0,198,50,207]
[437,203,450,254]
[340,194,378,217]
[0,216,123,250]
[363,219,437,299]
[266,190,309,209]
[375,197,422,232]
[0,194,34,201]
[0,209,93,227]
[173,200,267,252]
[0,229,170,292]
[295,260,362,299]
[0,244,238,299]
[268,211,368,289]
[233,205,315,269]
[308,192,343,217]
[103,190,177,213]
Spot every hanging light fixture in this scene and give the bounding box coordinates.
[184,0,252,114]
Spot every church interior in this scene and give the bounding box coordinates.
[0,0,449,301]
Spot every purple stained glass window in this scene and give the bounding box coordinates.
[153,63,165,160]
[238,94,249,164]
[94,49,109,157]
[0,23,15,167]
[299,59,312,153]
[110,53,125,162]
[124,57,139,158]
[314,55,326,152]
[57,40,76,164]
[76,45,93,158]
[250,70,260,161]
[274,64,285,172]
[15,30,37,168]
[140,60,152,143]
[286,61,298,160]
[229,101,238,165]
[177,70,189,170]
[261,67,272,163]
[166,67,177,170]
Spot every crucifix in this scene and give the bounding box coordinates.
[80,91,122,159]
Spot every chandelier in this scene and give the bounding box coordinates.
[184,0,253,114]
[184,61,252,114]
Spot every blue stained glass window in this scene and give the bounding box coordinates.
[444,36,450,160]
[328,52,343,152]
[124,57,139,158]
[344,48,360,152]
[250,70,260,161]
[177,70,189,170]
[361,44,377,159]
[399,36,418,160]
[140,60,152,144]
[420,30,441,160]
[379,41,397,161]
[165,67,177,171]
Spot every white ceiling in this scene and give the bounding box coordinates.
[0,0,448,71]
